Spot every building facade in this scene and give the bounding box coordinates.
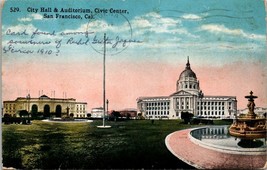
[137,58,237,119]
[117,108,137,118]
[91,107,104,118]
[238,107,267,118]
[3,94,87,118]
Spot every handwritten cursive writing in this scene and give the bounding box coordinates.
[6,29,29,36]
[31,29,56,39]
[112,36,143,48]
[3,27,143,56]
[60,31,94,38]
[3,44,34,54]
[8,39,51,45]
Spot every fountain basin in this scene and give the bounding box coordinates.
[165,127,267,169]
[229,118,266,139]
[42,118,93,123]
[190,126,266,155]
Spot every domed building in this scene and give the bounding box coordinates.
[137,57,237,119]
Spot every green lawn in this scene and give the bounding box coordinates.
[2,119,225,169]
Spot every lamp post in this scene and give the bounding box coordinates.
[198,90,204,116]
[26,94,30,116]
[106,99,109,116]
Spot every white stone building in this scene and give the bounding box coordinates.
[3,94,87,118]
[137,58,237,119]
[91,107,104,118]
[238,107,267,118]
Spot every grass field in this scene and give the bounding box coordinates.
[2,119,231,169]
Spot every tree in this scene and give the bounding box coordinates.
[126,113,131,120]
[181,111,194,124]
[110,111,121,121]
[19,110,29,117]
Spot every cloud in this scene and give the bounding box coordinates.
[18,17,32,22]
[18,13,43,22]
[130,18,153,28]
[200,24,265,41]
[181,14,202,20]
[61,19,120,37]
[59,12,199,42]
[131,12,180,34]
[3,23,37,33]
[31,13,43,20]
[129,12,199,40]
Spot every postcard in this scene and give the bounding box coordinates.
[1,0,267,169]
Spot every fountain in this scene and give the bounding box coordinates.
[165,91,266,169]
[229,91,266,139]
[42,106,93,123]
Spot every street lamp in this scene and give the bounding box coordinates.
[198,90,204,116]
[26,93,30,116]
[106,99,109,115]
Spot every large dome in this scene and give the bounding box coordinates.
[179,58,197,79]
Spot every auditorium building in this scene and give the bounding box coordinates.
[137,58,237,119]
[3,94,87,118]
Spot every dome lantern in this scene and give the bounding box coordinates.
[179,56,197,80]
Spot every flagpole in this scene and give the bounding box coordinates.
[97,33,111,128]
[103,33,106,127]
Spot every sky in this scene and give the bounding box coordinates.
[2,0,267,111]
